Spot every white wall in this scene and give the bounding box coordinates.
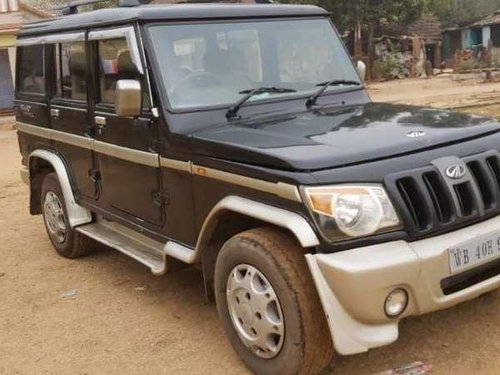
[483,26,492,47]
[8,46,15,82]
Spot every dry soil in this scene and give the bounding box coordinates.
[1,78,500,375]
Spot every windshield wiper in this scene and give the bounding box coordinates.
[306,80,361,108]
[226,87,296,120]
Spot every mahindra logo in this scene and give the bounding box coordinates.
[445,164,466,179]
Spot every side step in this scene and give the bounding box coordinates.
[76,219,168,275]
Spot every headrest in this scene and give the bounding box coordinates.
[69,51,86,73]
[117,51,137,75]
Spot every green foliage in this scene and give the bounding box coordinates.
[424,0,500,25]
[281,0,424,33]
[26,0,118,14]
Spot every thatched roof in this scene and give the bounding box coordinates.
[408,13,442,42]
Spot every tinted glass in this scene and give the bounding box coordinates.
[148,19,360,110]
[18,45,45,94]
[55,42,86,100]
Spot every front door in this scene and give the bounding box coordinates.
[90,28,163,226]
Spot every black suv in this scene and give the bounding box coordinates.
[15,4,500,374]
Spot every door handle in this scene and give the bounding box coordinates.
[95,116,106,129]
[50,108,60,118]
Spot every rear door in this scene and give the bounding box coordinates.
[49,33,97,199]
[89,26,163,226]
[15,43,50,132]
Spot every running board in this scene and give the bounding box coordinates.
[76,220,169,275]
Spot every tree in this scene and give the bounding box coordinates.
[424,0,500,25]
[282,0,423,34]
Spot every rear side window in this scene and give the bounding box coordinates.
[55,42,86,100]
[18,45,45,94]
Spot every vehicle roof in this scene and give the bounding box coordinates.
[18,4,329,37]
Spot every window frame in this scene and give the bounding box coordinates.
[15,44,47,98]
[143,17,364,115]
[53,40,88,103]
[492,25,500,48]
[89,26,151,114]
[16,32,88,102]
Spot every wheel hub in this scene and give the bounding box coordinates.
[226,264,285,359]
[43,191,67,244]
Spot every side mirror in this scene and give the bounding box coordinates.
[115,79,142,117]
[356,60,367,82]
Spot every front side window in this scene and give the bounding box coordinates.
[55,42,86,100]
[18,45,45,94]
[97,38,149,108]
[148,19,360,110]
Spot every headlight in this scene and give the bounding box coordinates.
[302,184,401,241]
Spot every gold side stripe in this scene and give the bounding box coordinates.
[17,121,301,202]
[94,141,158,167]
[51,128,93,149]
[191,164,302,202]
[16,122,51,139]
[159,157,192,173]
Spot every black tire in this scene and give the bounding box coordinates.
[40,172,94,258]
[214,227,333,375]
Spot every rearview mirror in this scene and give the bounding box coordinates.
[115,79,142,117]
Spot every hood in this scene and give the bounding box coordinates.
[192,103,500,171]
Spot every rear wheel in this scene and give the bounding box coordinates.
[214,227,333,375]
[41,172,94,258]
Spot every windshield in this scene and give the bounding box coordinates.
[148,19,360,110]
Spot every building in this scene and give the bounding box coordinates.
[408,13,442,68]
[0,0,52,114]
[470,10,500,65]
[442,10,500,67]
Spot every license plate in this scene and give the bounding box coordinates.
[448,232,500,274]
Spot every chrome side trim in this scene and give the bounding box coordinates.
[29,149,92,228]
[192,164,301,202]
[16,122,51,139]
[51,129,93,149]
[16,32,85,46]
[88,27,144,74]
[160,157,192,173]
[94,141,159,167]
[193,196,320,263]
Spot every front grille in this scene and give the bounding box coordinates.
[386,151,500,237]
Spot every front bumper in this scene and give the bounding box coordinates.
[306,214,500,355]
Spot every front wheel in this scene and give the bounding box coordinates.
[214,227,333,375]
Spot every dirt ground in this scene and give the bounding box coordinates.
[1,77,500,375]
[368,77,500,118]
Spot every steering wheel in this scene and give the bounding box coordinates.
[170,71,223,98]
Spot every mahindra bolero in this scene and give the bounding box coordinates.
[15,4,500,374]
